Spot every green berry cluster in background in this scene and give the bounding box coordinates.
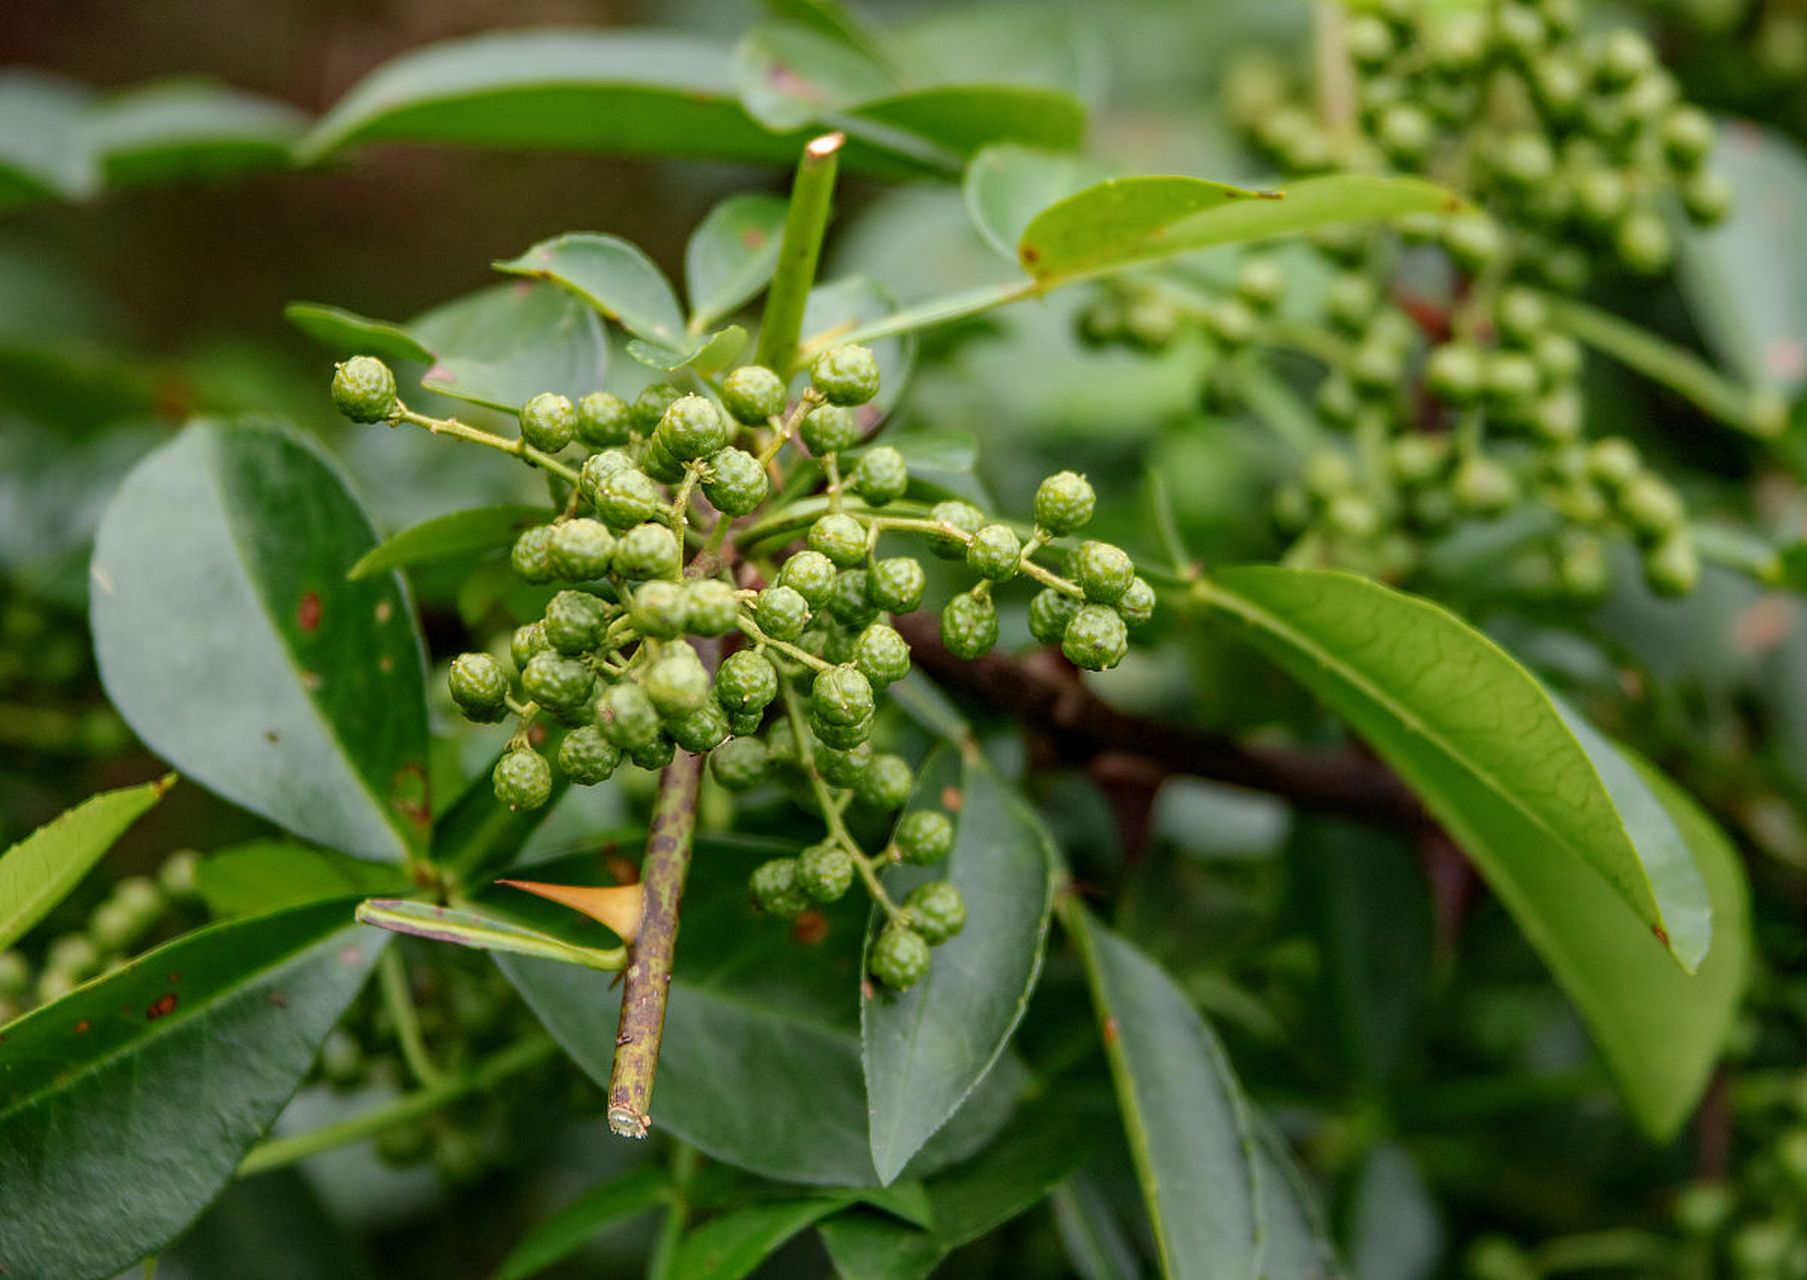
[331,344,1150,990]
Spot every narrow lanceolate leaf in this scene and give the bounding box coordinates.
[685,193,790,330]
[0,774,173,952]
[1018,174,1461,287]
[1251,1116,1346,1280]
[864,748,1056,1184]
[356,899,627,972]
[669,1198,853,1280]
[1063,902,1262,1280]
[1196,567,1747,1137]
[91,417,431,862]
[0,900,384,1280]
[87,80,305,188]
[283,302,437,365]
[348,504,549,581]
[491,1166,670,1280]
[1198,567,1710,970]
[197,839,409,918]
[496,233,689,356]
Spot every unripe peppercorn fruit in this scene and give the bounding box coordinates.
[928,501,984,559]
[613,522,682,581]
[870,923,931,990]
[512,525,558,584]
[632,383,684,432]
[1029,587,1082,645]
[599,682,661,749]
[656,394,729,461]
[941,589,999,659]
[645,650,711,718]
[1071,541,1136,604]
[596,468,664,530]
[809,512,868,567]
[796,841,855,901]
[630,580,689,640]
[520,393,577,452]
[549,518,616,580]
[722,365,787,424]
[801,404,860,455]
[750,858,810,918]
[715,649,779,716]
[701,447,767,516]
[852,623,911,687]
[966,524,1022,582]
[710,736,769,791]
[755,585,810,640]
[1034,471,1096,535]
[522,651,593,711]
[332,356,398,423]
[493,749,552,810]
[867,557,926,613]
[543,589,608,654]
[855,753,913,811]
[810,344,882,406]
[852,446,909,506]
[776,550,838,608]
[559,725,622,785]
[812,664,875,728]
[904,881,967,945]
[685,579,740,637]
[576,391,633,446]
[1063,604,1130,671]
[449,653,509,721]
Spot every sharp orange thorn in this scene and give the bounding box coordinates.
[498,879,645,943]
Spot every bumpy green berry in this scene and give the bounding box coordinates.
[809,513,868,567]
[512,622,549,672]
[449,653,508,722]
[576,391,633,447]
[599,682,661,749]
[1452,457,1518,517]
[715,649,779,716]
[750,858,810,918]
[631,735,676,771]
[710,736,769,791]
[630,580,689,639]
[796,841,855,902]
[966,524,1022,582]
[811,344,882,406]
[722,365,787,424]
[870,923,931,990]
[1071,541,1135,604]
[941,590,999,659]
[1614,208,1672,275]
[332,356,397,423]
[512,525,557,584]
[593,468,661,530]
[1028,587,1081,645]
[579,449,632,505]
[776,550,837,608]
[522,651,593,711]
[867,557,926,613]
[812,664,874,728]
[550,519,617,581]
[1234,255,1287,310]
[1034,471,1095,535]
[928,500,984,559]
[812,710,873,750]
[686,579,740,636]
[828,570,879,628]
[645,649,710,718]
[852,623,911,687]
[493,749,552,811]
[701,447,767,516]
[855,753,913,811]
[904,881,966,945]
[668,701,730,753]
[657,394,729,461]
[801,404,860,455]
[1681,171,1732,227]
[852,446,908,506]
[1619,473,1684,540]
[1117,576,1156,628]
[1063,604,1129,671]
[755,585,810,640]
[613,522,681,580]
[558,725,622,785]
[520,393,577,452]
[632,383,684,432]
[544,589,608,654]
[641,437,685,484]
[816,740,872,787]
[159,850,201,901]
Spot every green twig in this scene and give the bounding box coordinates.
[392,405,583,484]
[378,947,444,1088]
[646,1142,700,1280]
[755,133,845,377]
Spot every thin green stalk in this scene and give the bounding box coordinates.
[378,946,443,1088]
[755,133,844,376]
[647,1142,700,1280]
[393,405,583,484]
[777,680,901,918]
[238,1035,557,1177]
[797,280,1036,358]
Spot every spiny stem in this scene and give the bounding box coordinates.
[392,405,583,484]
[755,133,844,377]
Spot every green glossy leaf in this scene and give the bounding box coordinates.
[965,143,1103,261]
[1064,904,1262,1280]
[283,302,436,365]
[88,80,304,188]
[496,233,688,354]
[672,1198,852,1280]
[818,1212,944,1280]
[626,325,749,374]
[920,1093,1099,1248]
[686,193,790,329]
[737,22,895,132]
[1198,567,1709,969]
[851,84,1086,167]
[802,277,916,414]
[492,1166,670,1280]
[198,840,408,918]
[0,775,172,952]
[348,504,548,581]
[864,749,1056,1183]
[92,418,430,862]
[1252,1116,1345,1280]
[0,899,384,1280]
[357,898,626,972]
[1019,174,1461,286]
[1051,1174,1142,1280]
[1346,1145,1442,1280]
[0,70,96,207]
[412,282,609,414]
[433,748,571,879]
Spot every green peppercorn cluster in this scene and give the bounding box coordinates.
[334,344,1150,991]
[1077,0,1721,600]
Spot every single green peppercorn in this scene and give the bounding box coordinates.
[904,881,967,945]
[777,550,838,607]
[855,753,913,811]
[852,446,909,506]
[796,840,855,901]
[522,651,593,711]
[579,449,633,506]
[493,749,552,811]
[549,518,617,581]
[809,512,869,567]
[449,653,509,722]
[629,735,677,771]
[1614,207,1672,275]
[811,344,882,406]
[512,525,558,584]
[1063,604,1130,671]
[755,585,810,640]
[1619,473,1685,540]
[1234,255,1287,310]
[870,923,931,990]
[750,858,811,918]
[1587,437,1642,489]
[512,622,549,672]
[599,682,661,749]
[941,589,999,659]
[686,579,740,636]
[812,664,875,728]
[632,383,684,432]
[559,725,622,785]
[701,447,768,516]
[613,522,682,580]
[812,709,874,750]
[722,365,787,424]
[966,524,1023,582]
[1452,457,1519,516]
[727,708,766,737]
[576,391,633,447]
[544,589,608,654]
[668,701,730,753]
[1494,288,1548,347]
[715,649,779,716]
[520,393,577,452]
[1034,471,1096,535]
[1326,272,1380,334]
[1028,587,1082,645]
[1117,576,1156,628]
[596,468,664,530]
[332,356,398,423]
[710,736,769,791]
[1071,541,1136,604]
[1681,170,1733,227]
[640,437,686,485]
[645,649,711,718]
[1442,212,1503,271]
[801,404,860,455]
[867,557,926,613]
[630,580,689,640]
[816,740,872,787]
[1485,352,1543,413]
[656,395,730,461]
[827,570,879,628]
[852,623,911,687]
